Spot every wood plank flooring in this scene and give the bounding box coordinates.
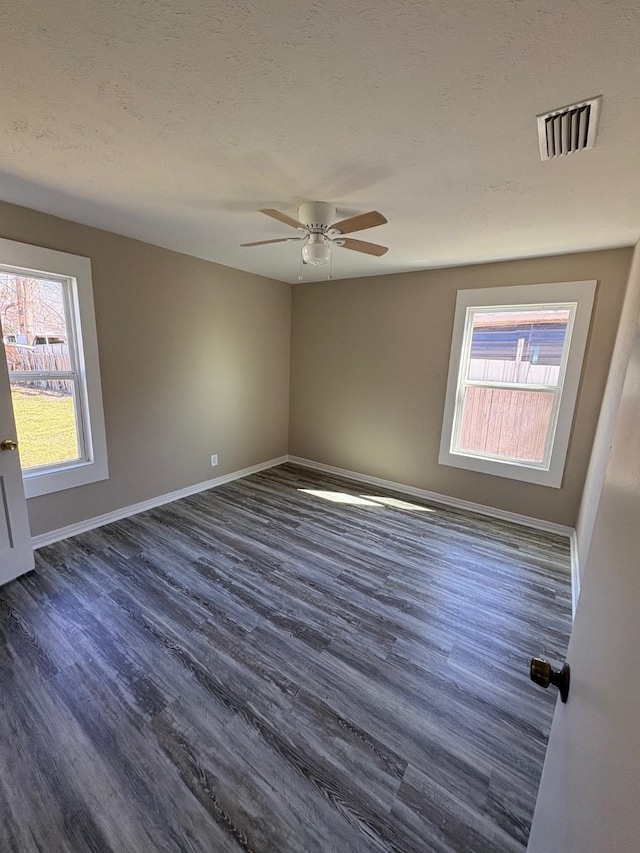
[0,463,571,852]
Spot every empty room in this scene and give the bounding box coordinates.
[1,1,639,851]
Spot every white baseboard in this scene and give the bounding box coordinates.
[287,455,574,538]
[32,455,289,550]
[570,529,580,621]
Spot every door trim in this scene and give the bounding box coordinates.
[570,528,580,619]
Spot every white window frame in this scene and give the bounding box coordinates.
[0,238,108,498]
[439,280,596,488]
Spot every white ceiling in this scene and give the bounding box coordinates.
[0,0,639,283]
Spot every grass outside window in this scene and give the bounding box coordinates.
[10,384,80,470]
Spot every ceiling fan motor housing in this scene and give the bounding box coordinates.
[298,202,336,232]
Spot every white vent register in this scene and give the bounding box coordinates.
[537,96,602,161]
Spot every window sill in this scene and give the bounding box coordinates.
[23,457,109,499]
[438,447,563,487]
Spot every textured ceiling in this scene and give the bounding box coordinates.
[0,0,639,283]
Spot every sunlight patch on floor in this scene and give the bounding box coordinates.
[363,495,434,512]
[298,489,381,506]
[298,489,435,512]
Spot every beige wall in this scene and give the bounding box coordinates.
[0,201,291,537]
[289,248,632,527]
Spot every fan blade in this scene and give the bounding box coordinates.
[260,208,306,230]
[339,238,388,257]
[240,238,301,247]
[331,211,387,234]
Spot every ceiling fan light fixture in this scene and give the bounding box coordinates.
[301,234,331,266]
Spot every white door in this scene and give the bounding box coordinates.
[0,338,33,584]
[527,272,640,849]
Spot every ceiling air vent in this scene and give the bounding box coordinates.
[537,96,602,161]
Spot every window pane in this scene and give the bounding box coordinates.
[1,273,72,372]
[457,386,555,464]
[468,307,572,387]
[10,380,81,470]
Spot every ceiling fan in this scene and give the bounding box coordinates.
[240,202,388,266]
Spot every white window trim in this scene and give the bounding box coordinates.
[439,280,596,488]
[0,238,108,498]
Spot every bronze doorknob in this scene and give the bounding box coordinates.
[530,657,570,703]
[0,439,18,451]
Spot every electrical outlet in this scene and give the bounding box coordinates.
[210,454,218,467]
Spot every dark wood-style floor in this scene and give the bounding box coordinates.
[0,463,571,852]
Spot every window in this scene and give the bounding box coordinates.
[0,238,108,498]
[439,281,596,487]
